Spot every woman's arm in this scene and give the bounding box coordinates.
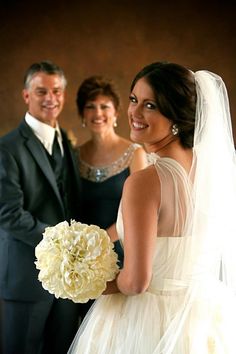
[103,166,160,295]
[106,146,147,243]
[106,223,118,242]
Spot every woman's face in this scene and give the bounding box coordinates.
[128,77,172,150]
[82,94,117,134]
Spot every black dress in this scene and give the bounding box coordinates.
[76,143,142,320]
[78,143,141,268]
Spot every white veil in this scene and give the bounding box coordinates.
[191,70,236,287]
[154,70,236,353]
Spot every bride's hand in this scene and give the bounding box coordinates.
[102,275,120,295]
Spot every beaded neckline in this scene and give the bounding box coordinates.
[78,143,140,182]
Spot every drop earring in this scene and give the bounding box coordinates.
[172,124,179,136]
[82,119,86,128]
[113,120,118,128]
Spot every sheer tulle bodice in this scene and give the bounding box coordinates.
[69,154,236,354]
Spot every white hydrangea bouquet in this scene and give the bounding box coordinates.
[35,220,119,303]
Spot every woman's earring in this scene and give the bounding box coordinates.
[172,124,179,136]
[113,120,118,128]
[82,119,86,128]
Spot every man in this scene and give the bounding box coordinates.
[0,61,82,354]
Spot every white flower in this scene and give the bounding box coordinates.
[146,152,160,165]
[35,220,119,303]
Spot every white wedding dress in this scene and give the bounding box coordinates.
[68,153,236,354]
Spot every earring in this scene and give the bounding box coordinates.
[82,119,86,128]
[113,120,118,128]
[172,124,179,136]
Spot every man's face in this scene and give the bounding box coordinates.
[22,72,65,127]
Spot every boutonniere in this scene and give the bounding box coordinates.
[66,129,78,149]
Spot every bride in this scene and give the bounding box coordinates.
[68,62,236,353]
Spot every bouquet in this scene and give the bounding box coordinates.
[35,220,119,303]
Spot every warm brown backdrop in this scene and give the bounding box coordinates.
[0,0,235,348]
[0,0,235,143]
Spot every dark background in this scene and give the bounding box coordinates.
[0,0,235,143]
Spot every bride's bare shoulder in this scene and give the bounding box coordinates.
[123,165,160,197]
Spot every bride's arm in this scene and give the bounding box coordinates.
[106,147,148,243]
[106,223,118,242]
[103,167,160,295]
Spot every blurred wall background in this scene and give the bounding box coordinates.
[0,0,235,143]
[0,0,235,349]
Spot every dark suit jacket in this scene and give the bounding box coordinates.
[0,119,81,301]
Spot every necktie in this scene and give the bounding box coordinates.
[52,132,63,171]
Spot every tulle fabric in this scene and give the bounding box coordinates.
[68,71,236,353]
[68,281,236,354]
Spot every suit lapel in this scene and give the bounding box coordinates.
[61,130,81,194]
[19,120,64,210]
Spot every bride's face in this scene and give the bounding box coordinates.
[128,77,172,149]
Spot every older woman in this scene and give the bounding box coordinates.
[76,75,147,267]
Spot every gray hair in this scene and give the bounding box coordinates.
[23,60,67,89]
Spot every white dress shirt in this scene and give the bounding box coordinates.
[25,112,64,156]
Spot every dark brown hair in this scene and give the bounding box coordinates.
[76,75,121,116]
[131,61,196,148]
